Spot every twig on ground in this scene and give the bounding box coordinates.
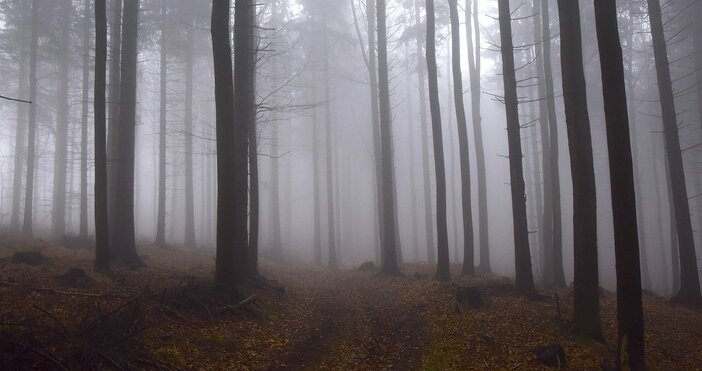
[33,304,69,337]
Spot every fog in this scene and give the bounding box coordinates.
[0,0,700,299]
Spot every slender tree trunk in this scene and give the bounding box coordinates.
[248,90,259,276]
[446,50,459,263]
[80,0,91,239]
[23,0,39,238]
[542,0,565,287]
[184,27,196,249]
[270,90,283,258]
[11,2,29,232]
[406,45,420,263]
[94,0,110,273]
[112,0,141,265]
[465,0,489,273]
[532,0,553,284]
[449,0,475,276]
[212,0,238,286]
[377,0,399,274]
[312,75,322,266]
[593,1,645,367]
[107,0,122,254]
[557,0,602,339]
[624,19,652,291]
[498,0,536,297]
[233,0,255,278]
[322,44,337,270]
[426,0,450,281]
[416,0,435,265]
[53,1,72,238]
[155,0,167,247]
[647,0,702,304]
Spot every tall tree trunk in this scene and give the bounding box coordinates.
[365,0,384,265]
[624,17,652,291]
[593,1,645,367]
[465,0,490,273]
[80,0,91,239]
[416,0,435,265]
[212,0,238,286]
[233,0,255,278]
[446,50,459,263]
[449,0,475,276]
[312,76,322,266]
[377,0,399,274]
[112,0,141,265]
[11,1,29,232]
[53,0,72,238]
[184,27,196,249]
[323,44,337,270]
[647,0,702,304]
[248,90,259,276]
[405,45,420,263]
[107,0,122,254]
[557,0,602,339]
[94,0,110,273]
[498,0,536,297]
[425,0,450,281]
[532,0,553,284]
[155,0,167,247]
[23,0,39,238]
[270,86,283,258]
[542,0,565,287]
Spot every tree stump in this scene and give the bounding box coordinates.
[455,286,484,308]
[533,344,566,368]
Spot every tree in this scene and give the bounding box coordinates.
[425,0,450,281]
[107,0,122,252]
[465,0,490,273]
[593,1,645,367]
[79,0,91,239]
[111,0,141,265]
[377,0,399,274]
[183,26,197,249]
[52,0,72,238]
[94,0,110,273]
[646,0,702,305]
[22,0,39,238]
[448,0,474,276]
[11,1,30,233]
[498,0,536,297]
[557,0,602,339]
[415,0,435,265]
[233,0,255,278]
[155,0,168,247]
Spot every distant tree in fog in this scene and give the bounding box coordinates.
[94,0,110,273]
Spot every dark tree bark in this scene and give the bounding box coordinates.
[465,0,490,273]
[415,0,435,265]
[498,0,536,298]
[646,0,702,305]
[377,0,399,274]
[541,0,565,287]
[23,0,39,238]
[425,0,450,281]
[593,1,645,368]
[112,0,141,265]
[107,0,122,253]
[11,1,29,232]
[155,0,167,247]
[80,0,91,239]
[557,0,602,339]
[248,87,259,276]
[184,27,196,249]
[212,0,238,286]
[53,0,72,238]
[449,0,474,276]
[233,0,254,278]
[94,0,110,273]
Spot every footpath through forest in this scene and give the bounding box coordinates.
[1,244,701,370]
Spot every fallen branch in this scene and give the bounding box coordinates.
[33,304,69,337]
[78,290,145,335]
[0,280,102,297]
[7,340,68,371]
[232,294,257,309]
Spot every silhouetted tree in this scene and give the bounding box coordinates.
[448,0,474,276]
[94,0,110,273]
[557,0,602,339]
[22,0,38,238]
[498,0,536,297]
[594,1,645,367]
[425,0,450,281]
[155,0,168,247]
[646,0,702,305]
[79,0,91,239]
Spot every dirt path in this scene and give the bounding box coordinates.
[266,270,429,370]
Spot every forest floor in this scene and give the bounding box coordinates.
[1,237,701,370]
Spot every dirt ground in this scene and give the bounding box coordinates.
[1,240,701,370]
